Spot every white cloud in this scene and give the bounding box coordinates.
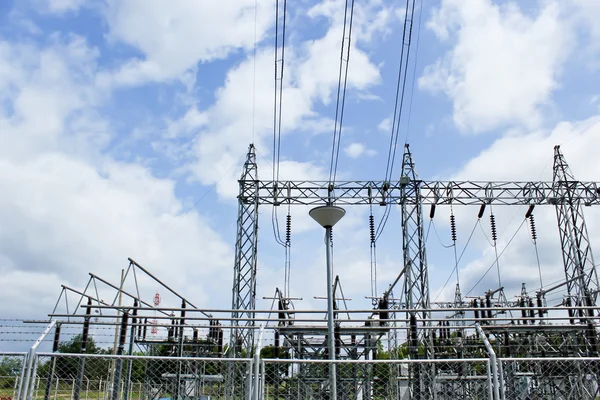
[30,0,84,14]
[419,0,571,133]
[103,0,274,85]
[0,35,234,321]
[431,115,600,303]
[571,0,600,48]
[344,142,377,158]
[378,116,392,132]
[175,1,391,198]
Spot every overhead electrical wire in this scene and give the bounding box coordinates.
[373,0,418,242]
[465,217,528,297]
[252,0,258,143]
[328,0,356,187]
[433,216,478,303]
[271,0,288,247]
[404,0,424,144]
[383,0,417,183]
[272,0,286,184]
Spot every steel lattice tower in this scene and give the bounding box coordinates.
[230,144,259,356]
[400,144,434,398]
[400,144,432,336]
[553,145,599,309]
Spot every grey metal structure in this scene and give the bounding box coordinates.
[230,144,260,356]
[229,143,600,358]
[553,145,599,310]
[399,144,435,398]
[251,179,600,207]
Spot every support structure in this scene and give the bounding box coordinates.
[231,144,260,356]
[400,144,434,398]
[227,143,600,353]
[553,145,599,310]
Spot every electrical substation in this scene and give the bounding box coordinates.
[3,1,600,400]
[4,142,598,400]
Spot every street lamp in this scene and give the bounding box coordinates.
[309,205,346,399]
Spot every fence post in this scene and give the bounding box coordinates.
[16,355,27,400]
[497,359,505,400]
[253,325,265,400]
[21,320,57,400]
[476,324,500,400]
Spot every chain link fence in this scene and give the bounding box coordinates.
[261,358,492,400]
[30,353,252,400]
[6,352,600,400]
[0,353,27,400]
[498,357,600,400]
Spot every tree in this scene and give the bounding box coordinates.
[45,334,110,381]
[0,357,22,389]
[58,334,105,355]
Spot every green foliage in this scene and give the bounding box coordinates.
[260,345,289,385]
[36,334,111,381]
[0,357,22,389]
[0,357,21,376]
[58,334,106,355]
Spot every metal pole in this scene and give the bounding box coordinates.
[21,320,57,400]
[477,324,499,400]
[253,325,264,400]
[44,324,61,400]
[325,226,337,400]
[112,312,129,400]
[123,300,138,400]
[75,299,92,400]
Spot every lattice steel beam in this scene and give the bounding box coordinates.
[254,179,600,206]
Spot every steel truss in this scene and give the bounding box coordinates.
[230,143,600,398]
[231,144,260,356]
[553,145,600,312]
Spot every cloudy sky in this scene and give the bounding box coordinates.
[1,0,600,342]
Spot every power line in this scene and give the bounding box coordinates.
[433,217,479,302]
[466,218,528,296]
[384,0,416,182]
[373,0,417,241]
[328,0,356,187]
[251,0,258,143]
[272,0,288,247]
[273,0,287,184]
[404,0,423,145]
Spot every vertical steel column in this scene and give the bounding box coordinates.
[112,312,129,400]
[123,300,138,400]
[400,144,434,399]
[74,298,92,400]
[325,226,337,400]
[553,145,599,309]
[231,144,260,356]
[43,324,61,400]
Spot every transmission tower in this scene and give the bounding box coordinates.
[553,145,599,312]
[230,144,259,356]
[400,144,434,398]
[400,144,431,338]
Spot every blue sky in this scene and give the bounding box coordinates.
[1,0,600,343]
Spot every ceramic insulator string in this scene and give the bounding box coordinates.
[450,214,457,242]
[285,214,291,243]
[529,215,537,241]
[490,214,498,243]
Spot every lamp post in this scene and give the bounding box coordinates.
[309,205,346,400]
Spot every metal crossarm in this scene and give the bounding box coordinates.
[253,179,600,206]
